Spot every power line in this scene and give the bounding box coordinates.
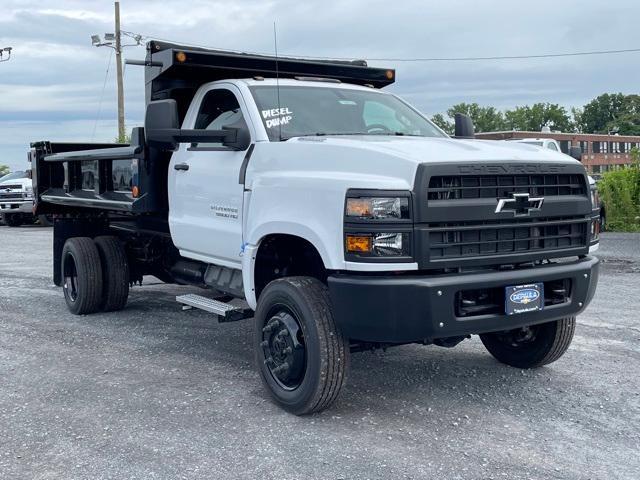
[92,49,113,142]
[125,31,640,62]
[365,47,640,62]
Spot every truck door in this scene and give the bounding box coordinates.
[169,85,251,268]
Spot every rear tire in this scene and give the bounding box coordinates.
[94,236,130,312]
[480,317,575,368]
[4,214,23,227]
[254,277,349,415]
[61,237,104,315]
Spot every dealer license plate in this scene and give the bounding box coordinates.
[505,283,544,315]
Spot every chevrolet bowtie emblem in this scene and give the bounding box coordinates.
[495,192,544,217]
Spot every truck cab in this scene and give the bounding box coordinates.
[510,137,563,152]
[29,42,599,414]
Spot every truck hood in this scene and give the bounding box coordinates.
[292,135,577,165]
[0,178,30,190]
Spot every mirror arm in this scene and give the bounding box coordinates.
[146,128,234,148]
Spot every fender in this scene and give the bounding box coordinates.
[241,224,331,310]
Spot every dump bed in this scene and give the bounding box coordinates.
[31,127,169,216]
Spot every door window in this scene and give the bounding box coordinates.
[546,142,558,151]
[193,89,247,148]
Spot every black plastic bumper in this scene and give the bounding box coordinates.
[328,256,599,343]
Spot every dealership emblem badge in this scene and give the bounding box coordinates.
[495,192,544,217]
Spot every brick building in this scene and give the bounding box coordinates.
[475,130,640,174]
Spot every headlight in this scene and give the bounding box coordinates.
[590,219,600,241]
[24,185,34,198]
[346,196,409,220]
[590,189,599,209]
[345,232,410,257]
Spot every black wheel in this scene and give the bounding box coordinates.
[480,317,575,369]
[61,237,104,315]
[4,214,23,227]
[94,236,130,312]
[254,277,349,415]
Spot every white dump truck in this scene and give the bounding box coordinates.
[29,41,599,414]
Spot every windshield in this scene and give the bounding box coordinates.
[249,85,445,141]
[520,141,544,147]
[0,171,26,182]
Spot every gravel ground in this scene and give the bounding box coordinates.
[0,227,638,480]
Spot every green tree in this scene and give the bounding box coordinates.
[114,132,131,144]
[608,95,640,135]
[578,93,628,134]
[0,164,9,176]
[504,103,574,132]
[446,103,508,133]
[430,113,453,134]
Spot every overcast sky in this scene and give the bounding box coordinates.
[1,0,638,171]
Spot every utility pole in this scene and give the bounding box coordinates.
[114,1,125,142]
[91,2,142,142]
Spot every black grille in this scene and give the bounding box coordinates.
[427,174,587,200]
[0,184,22,191]
[428,217,588,261]
[0,192,23,200]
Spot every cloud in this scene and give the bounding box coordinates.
[0,0,639,171]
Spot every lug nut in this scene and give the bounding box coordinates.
[273,362,289,375]
[264,356,275,367]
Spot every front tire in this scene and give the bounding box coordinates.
[61,237,103,315]
[480,317,575,368]
[254,277,349,415]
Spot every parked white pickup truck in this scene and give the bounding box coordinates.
[0,170,40,226]
[30,41,599,414]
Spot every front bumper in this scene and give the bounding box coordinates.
[0,199,33,214]
[328,255,599,343]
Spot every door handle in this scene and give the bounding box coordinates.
[174,163,190,171]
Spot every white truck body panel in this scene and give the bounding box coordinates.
[165,79,583,305]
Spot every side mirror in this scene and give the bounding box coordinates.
[569,145,582,161]
[145,99,251,151]
[454,113,475,138]
[145,99,180,150]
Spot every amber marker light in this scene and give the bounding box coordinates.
[385,69,395,80]
[132,186,140,198]
[346,234,373,253]
[175,51,187,63]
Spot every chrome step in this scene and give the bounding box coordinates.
[176,294,252,322]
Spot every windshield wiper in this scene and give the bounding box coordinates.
[282,132,424,140]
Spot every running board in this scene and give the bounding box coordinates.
[176,294,253,322]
